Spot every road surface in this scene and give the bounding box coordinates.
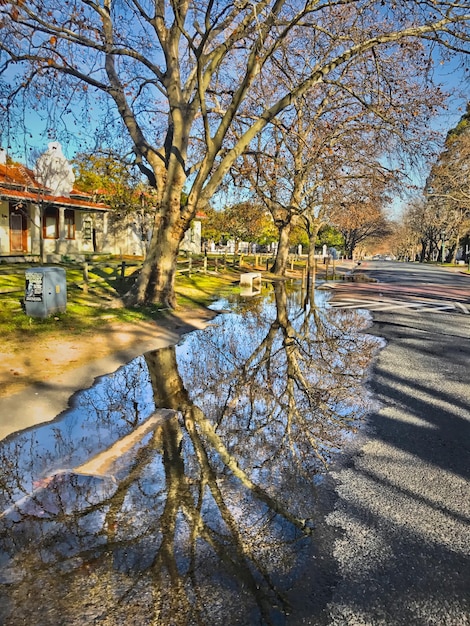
[320,261,470,625]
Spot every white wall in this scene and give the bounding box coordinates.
[0,201,8,255]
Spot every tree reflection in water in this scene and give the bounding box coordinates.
[0,282,382,625]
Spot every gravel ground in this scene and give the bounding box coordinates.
[322,309,470,625]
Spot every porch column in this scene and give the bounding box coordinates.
[30,203,41,255]
[98,212,109,252]
[56,207,66,254]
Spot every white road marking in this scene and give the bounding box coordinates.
[329,298,469,314]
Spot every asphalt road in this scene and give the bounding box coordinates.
[320,262,470,625]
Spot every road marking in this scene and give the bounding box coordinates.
[455,302,470,314]
[329,298,469,315]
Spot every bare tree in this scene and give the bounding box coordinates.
[386,210,421,262]
[332,171,393,259]
[1,1,469,306]
[232,91,341,276]
[231,31,449,277]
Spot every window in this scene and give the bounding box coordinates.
[83,219,92,240]
[43,207,58,239]
[65,209,75,239]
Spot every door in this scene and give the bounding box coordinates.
[9,205,28,253]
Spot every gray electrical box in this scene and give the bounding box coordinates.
[25,267,67,318]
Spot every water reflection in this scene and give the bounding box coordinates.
[0,282,382,625]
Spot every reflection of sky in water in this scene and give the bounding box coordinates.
[0,357,156,510]
[0,285,383,625]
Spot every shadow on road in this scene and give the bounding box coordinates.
[325,307,470,624]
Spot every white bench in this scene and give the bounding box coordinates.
[240,272,262,288]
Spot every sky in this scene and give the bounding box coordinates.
[7,65,469,152]
[430,57,469,133]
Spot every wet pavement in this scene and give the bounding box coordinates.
[0,281,383,625]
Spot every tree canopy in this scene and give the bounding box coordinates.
[414,103,470,261]
[73,153,147,212]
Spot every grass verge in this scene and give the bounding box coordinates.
[0,262,240,351]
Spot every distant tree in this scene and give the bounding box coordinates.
[288,224,309,251]
[398,197,441,262]
[333,198,392,260]
[73,152,157,250]
[317,225,344,251]
[200,206,222,247]
[73,153,147,213]
[203,202,275,252]
[386,213,420,261]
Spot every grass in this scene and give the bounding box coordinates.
[441,261,470,272]
[0,260,243,350]
[1,252,343,348]
[175,269,243,308]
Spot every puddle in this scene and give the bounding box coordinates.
[0,282,383,625]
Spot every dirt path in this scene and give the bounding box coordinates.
[0,308,216,400]
[0,308,217,441]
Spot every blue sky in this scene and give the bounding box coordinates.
[431,56,469,133]
[2,46,468,198]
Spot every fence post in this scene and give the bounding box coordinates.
[83,262,89,293]
[120,260,126,280]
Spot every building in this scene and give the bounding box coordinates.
[0,145,203,262]
[0,146,110,262]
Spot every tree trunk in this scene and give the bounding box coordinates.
[452,226,461,264]
[125,200,186,308]
[341,233,352,260]
[271,222,292,275]
[345,239,355,260]
[419,239,426,262]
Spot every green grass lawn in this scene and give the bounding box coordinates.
[0,252,324,349]
[0,260,240,349]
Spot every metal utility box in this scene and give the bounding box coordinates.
[25,267,67,318]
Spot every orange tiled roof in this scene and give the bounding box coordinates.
[0,186,109,211]
[0,162,109,211]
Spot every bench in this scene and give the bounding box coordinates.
[240,272,262,288]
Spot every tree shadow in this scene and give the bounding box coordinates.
[324,308,470,623]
